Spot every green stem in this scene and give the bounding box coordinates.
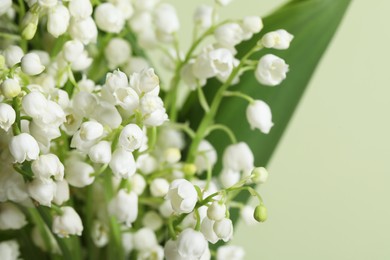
[223,90,255,104]
[17,0,27,52]
[197,86,210,112]
[204,124,237,144]
[0,32,21,41]
[167,122,196,138]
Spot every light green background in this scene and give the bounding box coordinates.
[169,0,390,259]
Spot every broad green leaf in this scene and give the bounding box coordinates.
[184,0,351,223]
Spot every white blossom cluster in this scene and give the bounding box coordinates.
[0,0,292,259]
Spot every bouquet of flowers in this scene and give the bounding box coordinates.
[0,0,349,259]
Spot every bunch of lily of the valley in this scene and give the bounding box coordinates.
[0,0,293,259]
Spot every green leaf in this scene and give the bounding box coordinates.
[185,0,351,223]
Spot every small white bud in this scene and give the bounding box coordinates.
[118,124,144,152]
[150,178,170,197]
[69,16,98,45]
[207,201,226,221]
[3,45,24,68]
[166,179,197,214]
[164,148,181,164]
[130,174,146,195]
[0,203,27,230]
[195,140,217,174]
[214,23,244,47]
[53,180,70,205]
[213,218,233,242]
[241,16,263,40]
[21,53,45,76]
[69,0,93,19]
[94,3,124,33]
[65,160,95,188]
[108,189,138,226]
[22,91,47,118]
[154,4,180,34]
[255,54,289,86]
[47,5,70,38]
[9,133,40,163]
[251,166,269,184]
[31,154,64,181]
[109,148,136,179]
[0,78,21,99]
[79,121,104,141]
[52,206,83,237]
[139,68,160,93]
[104,38,131,69]
[0,103,16,131]
[88,141,112,164]
[142,211,163,231]
[262,29,294,50]
[28,178,56,207]
[246,100,273,134]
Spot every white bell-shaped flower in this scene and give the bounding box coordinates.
[177,229,208,259]
[3,45,24,68]
[71,91,98,118]
[240,205,258,226]
[47,5,70,38]
[52,206,83,237]
[109,148,136,178]
[140,94,168,126]
[246,100,273,134]
[195,140,217,174]
[68,0,92,19]
[193,47,234,79]
[207,201,226,221]
[222,142,254,173]
[150,178,170,197]
[213,218,233,242]
[139,68,160,93]
[214,23,244,47]
[154,4,180,34]
[38,0,57,8]
[142,211,163,231]
[200,217,219,244]
[158,200,174,218]
[194,5,213,29]
[217,245,245,260]
[22,91,47,118]
[31,153,64,181]
[65,160,95,188]
[91,101,122,129]
[0,103,16,131]
[28,178,56,207]
[165,179,197,214]
[262,29,294,50]
[255,54,289,86]
[131,174,146,195]
[215,0,233,6]
[241,16,263,40]
[94,3,124,33]
[0,0,12,17]
[91,220,109,247]
[21,53,45,76]
[0,78,21,99]
[0,240,20,260]
[88,141,112,164]
[251,166,269,184]
[79,121,104,141]
[123,56,149,75]
[0,203,27,230]
[9,133,40,163]
[108,189,138,226]
[111,0,134,19]
[133,227,158,251]
[69,17,98,44]
[119,124,144,152]
[53,179,70,205]
[105,38,131,69]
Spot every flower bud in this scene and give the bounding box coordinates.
[109,148,136,179]
[28,178,56,207]
[255,54,289,86]
[21,53,45,75]
[150,178,170,197]
[0,103,16,131]
[31,154,64,181]
[177,229,208,259]
[246,100,273,134]
[241,16,263,40]
[154,4,180,34]
[47,5,70,38]
[65,160,95,188]
[52,206,83,237]
[254,204,268,222]
[22,91,47,118]
[3,45,23,68]
[79,121,104,141]
[166,179,197,214]
[142,211,163,231]
[21,12,38,40]
[214,23,243,47]
[118,124,144,152]
[53,180,70,205]
[251,167,269,184]
[164,148,181,164]
[195,140,217,174]
[219,168,240,188]
[213,218,233,242]
[183,163,197,176]
[9,133,40,163]
[0,78,21,99]
[69,17,98,45]
[108,189,138,226]
[139,68,159,93]
[130,174,146,195]
[0,203,27,230]
[94,3,124,33]
[88,141,112,164]
[104,38,131,69]
[69,0,92,19]
[207,201,226,221]
[262,29,294,50]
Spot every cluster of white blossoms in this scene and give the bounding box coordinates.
[0,0,292,259]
